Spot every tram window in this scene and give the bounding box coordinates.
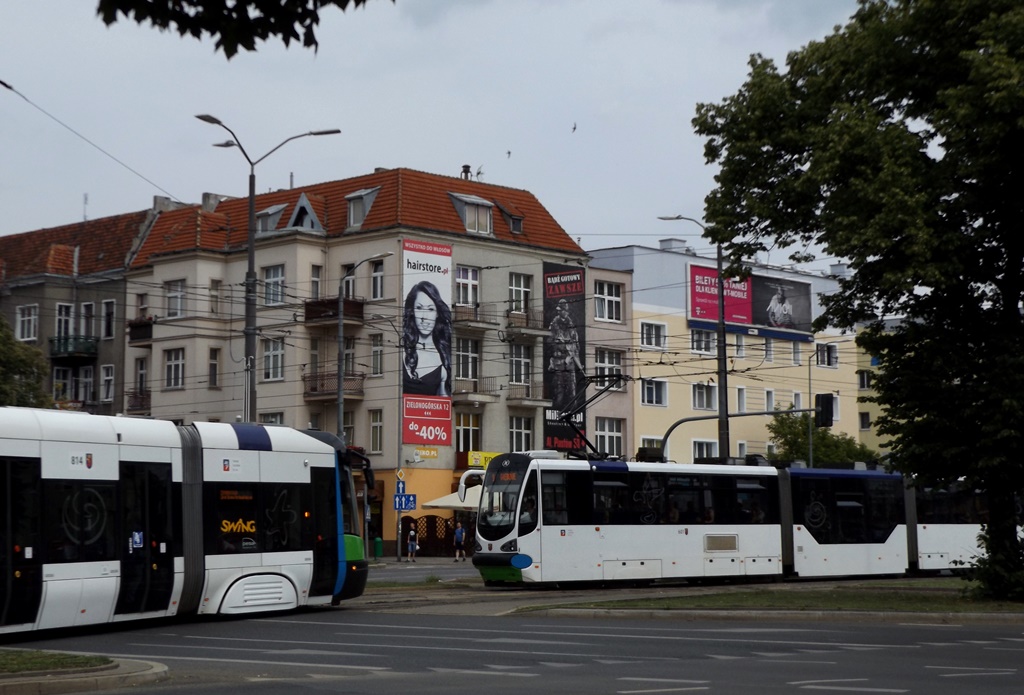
[43,481,117,563]
[793,474,904,545]
[206,485,259,554]
[263,484,314,552]
[916,485,987,524]
[541,471,569,525]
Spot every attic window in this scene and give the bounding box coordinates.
[346,187,380,228]
[449,193,493,235]
[509,216,523,234]
[256,204,287,235]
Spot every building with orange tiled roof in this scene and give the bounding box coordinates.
[0,200,182,414]
[122,165,633,556]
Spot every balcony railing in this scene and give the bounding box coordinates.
[452,302,501,325]
[127,318,154,343]
[302,371,366,399]
[48,335,99,358]
[125,389,151,412]
[506,379,550,403]
[504,301,547,332]
[452,375,502,396]
[304,295,366,323]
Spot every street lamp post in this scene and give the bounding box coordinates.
[336,252,393,446]
[196,114,340,423]
[658,215,731,459]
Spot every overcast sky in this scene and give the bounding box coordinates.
[2,0,859,270]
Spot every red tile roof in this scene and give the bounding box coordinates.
[0,210,153,281]
[131,168,583,268]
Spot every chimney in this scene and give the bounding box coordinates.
[461,164,472,180]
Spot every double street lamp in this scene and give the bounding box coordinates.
[196,114,340,422]
[658,215,730,459]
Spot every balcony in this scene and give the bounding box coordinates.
[48,335,99,359]
[304,295,367,324]
[127,317,154,344]
[504,301,548,338]
[505,379,552,407]
[451,375,502,406]
[125,389,151,413]
[302,371,366,400]
[452,302,500,330]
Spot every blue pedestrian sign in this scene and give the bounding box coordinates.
[393,493,417,511]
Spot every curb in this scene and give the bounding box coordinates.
[531,607,1024,624]
[0,660,168,695]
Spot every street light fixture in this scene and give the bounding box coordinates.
[336,252,394,446]
[658,214,730,459]
[196,114,340,423]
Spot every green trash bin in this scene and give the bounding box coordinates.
[373,537,383,559]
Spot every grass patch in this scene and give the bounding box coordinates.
[0,650,110,675]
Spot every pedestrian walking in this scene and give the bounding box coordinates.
[453,521,466,561]
[406,527,418,562]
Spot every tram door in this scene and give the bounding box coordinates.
[0,457,43,628]
[309,466,339,596]
[115,461,175,614]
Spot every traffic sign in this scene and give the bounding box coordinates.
[393,493,417,511]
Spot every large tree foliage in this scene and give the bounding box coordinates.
[767,413,880,467]
[0,316,51,408]
[97,0,390,58]
[693,0,1024,598]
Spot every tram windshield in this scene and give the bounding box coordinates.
[477,455,530,540]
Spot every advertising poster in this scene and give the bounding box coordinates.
[401,239,453,446]
[689,264,813,336]
[542,262,587,452]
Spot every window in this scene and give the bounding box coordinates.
[135,358,148,391]
[341,264,355,298]
[369,410,384,453]
[859,412,871,430]
[209,348,220,388]
[344,336,356,375]
[793,391,803,410]
[371,334,384,376]
[509,416,533,452]
[263,338,284,380]
[595,418,624,458]
[100,365,114,402]
[765,388,775,411]
[594,348,623,389]
[509,273,531,314]
[641,378,667,406]
[77,366,94,402]
[454,337,480,381]
[309,338,321,376]
[510,343,532,385]
[260,412,284,425]
[454,412,481,452]
[136,293,149,319]
[858,370,874,389]
[371,260,385,300]
[56,303,73,338]
[79,302,95,338]
[693,440,718,460]
[594,281,622,322]
[465,203,492,233]
[264,265,285,305]
[735,334,746,358]
[348,196,365,227]
[640,322,666,350]
[343,411,354,450]
[737,441,747,458]
[310,265,322,300]
[164,348,185,389]
[641,436,664,459]
[165,280,185,318]
[736,386,746,413]
[102,300,115,338]
[53,367,71,400]
[792,341,801,365]
[455,266,480,306]
[816,343,839,367]
[764,338,774,362]
[693,382,717,410]
[691,328,714,354]
[209,279,221,316]
[16,305,38,341]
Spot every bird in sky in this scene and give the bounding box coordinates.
[572,122,577,133]
[506,150,511,159]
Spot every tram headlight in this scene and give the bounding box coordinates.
[500,539,518,552]
[474,540,482,552]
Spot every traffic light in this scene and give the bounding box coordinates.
[814,393,834,428]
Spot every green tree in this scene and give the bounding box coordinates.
[767,412,880,467]
[96,0,391,58]
[0,316,51,408]
[693,0,1024,598]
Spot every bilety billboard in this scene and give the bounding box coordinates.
[401,239,453,446]
[689,264,813,336]
[542,262,587,452]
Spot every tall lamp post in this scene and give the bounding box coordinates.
[196,114,340,423]
[336,252,393,445]
[658,215,730,459]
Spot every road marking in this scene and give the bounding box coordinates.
[789,681,906,693]
[428,668,538,677]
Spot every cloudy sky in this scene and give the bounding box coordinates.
[2,0,859,269]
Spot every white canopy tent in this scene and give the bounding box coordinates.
[420,485,481,512]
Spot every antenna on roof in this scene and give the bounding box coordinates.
[83,193,88,222]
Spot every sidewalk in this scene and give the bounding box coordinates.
[0,658,167,695]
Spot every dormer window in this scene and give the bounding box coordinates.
[509,216,523,234]
[449,193,493,234]
[346,187,380,228]
[256,203,287,236]
[285,193,324,231]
